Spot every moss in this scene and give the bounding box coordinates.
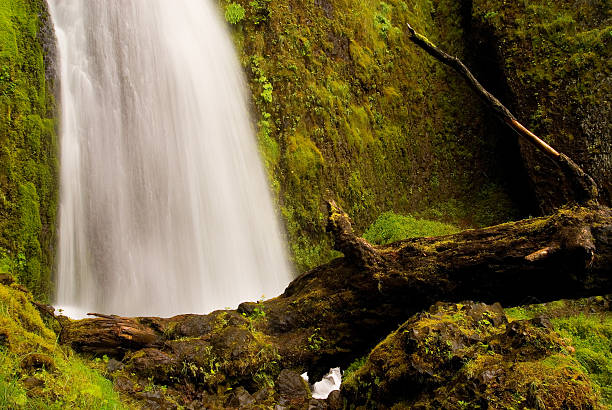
[506,297,612,405]
[0,282,127,408]
[222,0,525,272]
[0,0,58,300]
[471,0,612,208]
[363,211,459,245]
[344,301,605,408]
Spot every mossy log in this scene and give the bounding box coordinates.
[58,204,611,390]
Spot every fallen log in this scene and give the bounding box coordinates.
[59,203,611,389]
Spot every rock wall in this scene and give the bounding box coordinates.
[468,0,611,213]
[0,0,58,300]
[224,0,531,271]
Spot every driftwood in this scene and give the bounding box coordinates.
[59,203,611,385]
[405,24,599,204]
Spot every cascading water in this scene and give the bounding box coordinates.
[48,0,292,317]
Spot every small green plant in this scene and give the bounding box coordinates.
[0,66,15,96]
[307,328,326,351]
[261,81,273,103]
[249,0,270,24]
[225,3,246,25]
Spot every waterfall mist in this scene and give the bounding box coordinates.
[49,0,292,317]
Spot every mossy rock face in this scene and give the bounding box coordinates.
[223,0,529,271]
[343,301,604,409]
[469,0,612,212]
[0,0,58,300]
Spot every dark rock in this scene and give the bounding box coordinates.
[226,386,255,408]
[343,301,600,408]
[326,389,342,409]
[23,376,46,398]
[254,386,273,402]
[106,358,124,373]
[136,389,176,410]
[308,398,327,409]
[0,331,8,347]
[20,353,55,372]
[23,376,44,389]
[237,302,258,316]
[276,369,310,406]
[113,375,137,394]
[126,348,178,382]
[170,314,215,338]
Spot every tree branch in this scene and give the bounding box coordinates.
[405,23,599,204]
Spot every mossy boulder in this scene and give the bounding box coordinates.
[343,301,605,408]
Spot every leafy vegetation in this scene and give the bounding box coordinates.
[224,2,245,25]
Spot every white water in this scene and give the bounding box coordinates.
[48,0,292,317]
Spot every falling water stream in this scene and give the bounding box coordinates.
[48,0,292,317]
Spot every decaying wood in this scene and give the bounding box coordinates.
[60,315,161,356]
[59,203,611,381]
[405,23,599,204]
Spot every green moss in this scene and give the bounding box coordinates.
[506,298,612,405]
[225,0,524,272]
[0,0,58,300]
[363,211,459,245]
[0,283,127,408]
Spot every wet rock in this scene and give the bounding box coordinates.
[23,376,44,389]
[126,348,178,382]
[136,389,176,410]
[114,375,137,394]
[106,358,124,373]
[225,386,255,408]
[276,369,310,406]
[0,331,8,347]
[326,389,342,409]
[23,376,46,398]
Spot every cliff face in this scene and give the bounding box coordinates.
[0,0,58,300]
[225,0,531,271]
[0,0,608,294]
[467,0,611,212]
[226,0,610,271]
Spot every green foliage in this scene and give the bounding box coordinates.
[343,355,367,382]
[307,327,326,352]
[363,211,459,245]
[248,0,270,25]
[225,2,245,25]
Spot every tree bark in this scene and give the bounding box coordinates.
[58,203,611,384]
[405,23,599,204]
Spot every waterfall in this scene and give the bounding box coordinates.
[48,0,292,317]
